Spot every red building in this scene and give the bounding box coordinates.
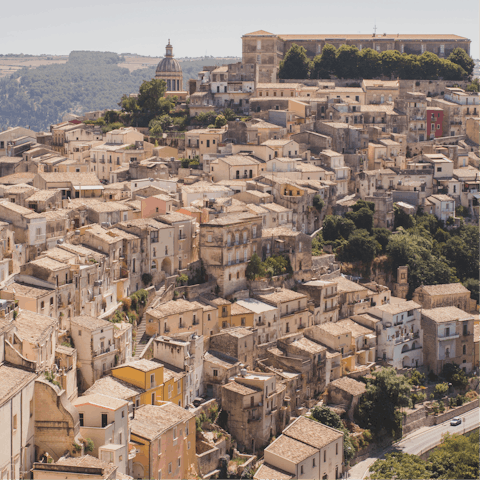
[427,107,444,139]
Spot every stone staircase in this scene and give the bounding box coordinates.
[132,283,166,361]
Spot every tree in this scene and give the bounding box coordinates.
[214,114,227,128]
[341,229,380,263]
[310,406,356,463]
[447,48,475,76]
[428,432,479,480]
[264,255,292,277]
[195,111,216,126]
[466,78,480,92]
[148,119,163,138]
[137,79,167,112]
[245,253,266,280]
[463,278,479,301]
[440,60,467,80]
[372,228,391,253]
[279,44,311,79]
[222,108,236,121]
[358,48,382,79]
[418,52,443,79]
[345,207,374,232]
[322,215,355,242]
[434,382,449,398]
[381,50,402,78]
[311,44,337,79]
[120,95,139,113]
[398,54,422,80]
[355,368,411,438]
[157,96,175,115]
[313,195,324,213]
[335,45,360,79]
[441,363,468,389]
[369,452,431,480]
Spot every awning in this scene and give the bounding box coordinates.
[73,185,104,190]
[473,193,480,200]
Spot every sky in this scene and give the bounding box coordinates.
[1,0,479,59]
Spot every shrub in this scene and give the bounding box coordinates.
[177,273,188,285]
[72,442,82,452]
[122,297,132,312]
[142,273,153,286]
[85,438,94,453]
[434,382,449,398]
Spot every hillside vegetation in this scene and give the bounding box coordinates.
[0,51,239,131]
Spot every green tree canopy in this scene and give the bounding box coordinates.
[355,368,411,438]
[335,45,360,79]
[358,48,382,79]
[312,44,337,79]
[369,452,432,480]
[310,406,356,462]
[279,44,311,79]
[447,48,475,76]
[245,253,266,280]
[381,50,403,78]
[214,114,227,128]
[138,79,167,112]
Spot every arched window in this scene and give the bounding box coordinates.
[235,233,239,245]
[401,344,409,353]
[243,232,247,244]
[227,234,231,246]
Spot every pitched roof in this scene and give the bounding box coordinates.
[113,359,163,373]
[84,375,145,399]
[131,403,194,440]
[418,283,470,296]
[0,363,37,406]
[266,434,317,463]
[146,299,203,319]
[13,310,57,343]
[71,315,113,331]
[283,416,342,449]
[421,306,474,323]
[254,464,293,480]
[329,376,366,396]
[73,393,128,411]
[256,288,306,304]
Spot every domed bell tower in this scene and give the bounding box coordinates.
[155,39,183,92]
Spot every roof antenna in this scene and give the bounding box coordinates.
[373,21,377,37]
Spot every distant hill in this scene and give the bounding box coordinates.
[0,51,240,131]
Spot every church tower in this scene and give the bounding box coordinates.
[155,40,183,92]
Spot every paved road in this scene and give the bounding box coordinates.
[347,407,479,479]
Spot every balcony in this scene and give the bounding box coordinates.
[178,234,187,240]
[324,305,338,313]
[438,333,459,341]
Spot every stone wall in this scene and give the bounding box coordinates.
[196,438,227,476]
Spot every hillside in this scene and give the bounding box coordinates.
[0,51,240,131]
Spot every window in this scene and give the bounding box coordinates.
[30,399,33,418]
[463,344,467,355]
[173,427,178,440]
[252,226,257,238]
[168,463,172,474]
[152,392,156,404]
[313,458,316,467]
[324,450,326,462]
[208,235,212,242]
[158,470,162,479]
[102,413,108,428]
[300,465,304,475]
[336,442,339,455]
[79,413,84,426]
[213,369,218,377]
[188,441,191,450]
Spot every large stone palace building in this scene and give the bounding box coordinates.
[242,30,471,83]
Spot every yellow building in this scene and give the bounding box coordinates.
[229,302,255,328]
[131,402,196,480]
[111,359,184,408]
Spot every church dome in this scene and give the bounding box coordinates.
[156,40,182,74]
[156,56,182,73]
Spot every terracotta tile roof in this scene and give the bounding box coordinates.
[262,227,300,237]
[230,303,253,316]
[131,403,194,440]
[204,350,239,368]
[329,376,366,396]
[147,299,203,318]
[332,276,368,294]
[336,318,374,338]
[223,380,259,396]
[13,310,57,343]
[418,283,470,296]
[256,288,306,304]
[202,212,259,226]
[290,337,326,354]
[421,306,474,323]
[115,359,163,373]
[73,393,128,411]
[278,33,469,41]
[370,300,420,315]
[284,416,342,449]
[84,375,145,399]
[315,322,351,336]
[71,315,113,331]
[266,434,317,463]
[254,464,293,480]
[30,256,68,272]
[4,282,53,298]
[0,364,37,406]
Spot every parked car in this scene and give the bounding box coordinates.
[450,417,461,426]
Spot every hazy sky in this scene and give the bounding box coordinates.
[2,0,479,58]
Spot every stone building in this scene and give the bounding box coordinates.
[209,327,257,368]
[155,40,183,92]
[256,416,344,480]
[413,283,474,312]
[297,280,340,325]
[421,306,475,375]
[221,371,287,452]
[203,350,241,399]
[70,315,117,391]
[242,30,470,83]
[199,213,263,297]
